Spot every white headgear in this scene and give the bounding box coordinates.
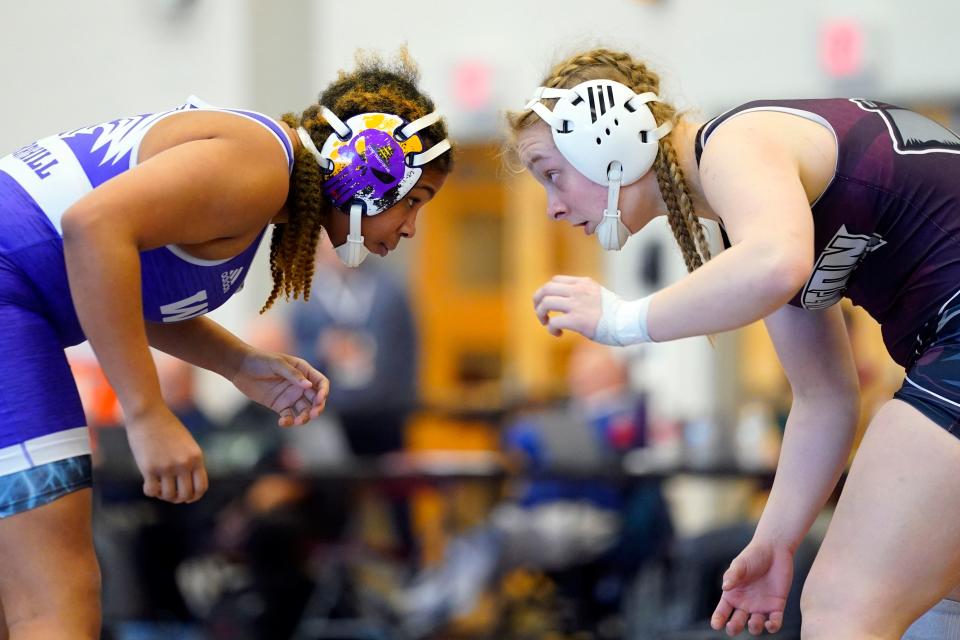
[525,79,673,250]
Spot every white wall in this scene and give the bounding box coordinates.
[313,0,960,140]
[0,1,251,151]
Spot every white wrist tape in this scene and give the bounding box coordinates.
[594,288,654,346]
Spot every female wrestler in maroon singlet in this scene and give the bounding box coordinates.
[511,47,960,639]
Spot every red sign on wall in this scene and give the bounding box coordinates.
[820,19,866,78]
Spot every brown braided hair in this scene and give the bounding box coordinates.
[262,49,454,312]
[507,48,711,273]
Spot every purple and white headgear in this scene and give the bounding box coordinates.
[296,108,451,267]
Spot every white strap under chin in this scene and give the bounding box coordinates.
[338,203,368,268]
[319,105,352,139]
[605,162,623,217]
[349,202,365,235]
[296,127,334,172]
[408,139,452,167]
[397,110,442,140]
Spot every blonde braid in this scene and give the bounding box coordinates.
[654,145,705,272]
[646,101,712,273]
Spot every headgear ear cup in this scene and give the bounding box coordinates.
[525,80,672,251]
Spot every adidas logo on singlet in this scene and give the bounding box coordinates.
[221,268,243,293]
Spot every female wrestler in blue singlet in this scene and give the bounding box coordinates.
[510,47,960,639]
[0,52,452,638]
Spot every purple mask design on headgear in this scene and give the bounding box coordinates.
[322,128,407,211]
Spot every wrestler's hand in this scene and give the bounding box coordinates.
[231,350,329,427]
[126,405,208,504]
[711,541,794,636]
[532,275,603,339]
[533,275,653,346]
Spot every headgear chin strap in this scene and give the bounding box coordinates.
[296,108,451,267]
[525,79,673,251]
[597,162,632,251]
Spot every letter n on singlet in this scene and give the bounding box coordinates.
[160,290,208,322]
[801,225,885,310]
